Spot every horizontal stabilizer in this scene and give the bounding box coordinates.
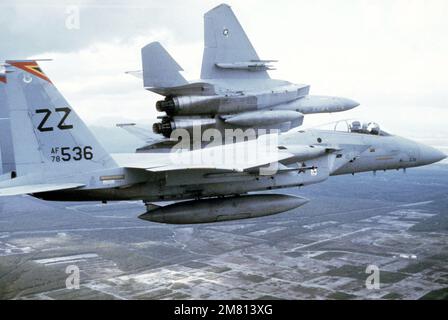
[0,183,85,197]
[141,42,188,88]
[116,123,158,143]
[125,70,143,79]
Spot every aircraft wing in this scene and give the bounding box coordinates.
[127,152,296,174]
[150,150,293,173]
[0,183,85,197]
[117,136,296,174]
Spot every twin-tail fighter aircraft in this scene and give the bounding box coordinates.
[0,61,445,224]
[122,3,359,146]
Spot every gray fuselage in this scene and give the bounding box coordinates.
[33,128,444,202]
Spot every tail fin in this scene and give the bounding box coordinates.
[0,73,17,176]
[4,60,116,177]
[201,3,270,80]
[141,42,188,88]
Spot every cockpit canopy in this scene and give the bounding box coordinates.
[313,119,391,136]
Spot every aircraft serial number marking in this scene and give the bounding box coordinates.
[50,146,93,162]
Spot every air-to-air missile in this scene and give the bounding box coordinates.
[135,4,359,139]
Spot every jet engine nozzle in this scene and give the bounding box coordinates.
[152,117,174,137]
[156,96,222,115]
[156,99,176,113]
[152,116,217,138]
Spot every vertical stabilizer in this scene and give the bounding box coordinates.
[4,61,116,177]
[141,42,188,88]
[201,3,270,79]
[0,73,16,175]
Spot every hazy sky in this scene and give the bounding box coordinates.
[1,0,447,145]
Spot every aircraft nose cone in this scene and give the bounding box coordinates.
[419,144,446,165]
[341,98,360,110]
[347,99,359,109]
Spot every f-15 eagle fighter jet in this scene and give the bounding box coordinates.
[124,3,359,143]
[0,61,444,224]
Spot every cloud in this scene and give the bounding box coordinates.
[0,0,207,58]
[2,0,448,143]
